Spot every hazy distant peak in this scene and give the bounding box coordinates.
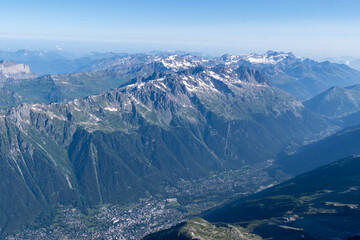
[0,60,35,79]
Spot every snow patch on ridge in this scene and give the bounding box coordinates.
[104,107,118,112]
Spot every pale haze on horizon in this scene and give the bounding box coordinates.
[0,0,360,59]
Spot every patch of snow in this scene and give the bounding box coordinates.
[104,107,118,112]
[279,225,304,231]
[208,71,222,80]
[65,174,73,189]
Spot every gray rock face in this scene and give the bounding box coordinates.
[0,60,36,84]
[0,60,30,75]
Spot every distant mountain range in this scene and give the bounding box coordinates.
[0,49,124,75]
[1,50,360,101]
[145,156,360,240]
[324,56,360,71]
[84,51,360,100]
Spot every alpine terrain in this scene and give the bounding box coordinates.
[0,53,327,238]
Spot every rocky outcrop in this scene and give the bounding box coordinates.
[0,60,36,84]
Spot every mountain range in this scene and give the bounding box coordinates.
[0,58,327,236]
[80,51,360,100]
[1,50,360,102]
[0,49,124,75]
[1,50,360,238]
[324,56,360,71]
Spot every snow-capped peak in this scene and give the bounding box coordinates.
[245,51,292,64]
[220,51,297,65]
[245,51,297,64]
[155,55,198,71]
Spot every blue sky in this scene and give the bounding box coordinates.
[0,0,360,58]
